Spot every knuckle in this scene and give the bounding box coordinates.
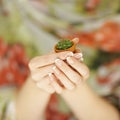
[28,62,32,70]
[30,71,40,81]
[28,62,35,71]
[28,56,40,70]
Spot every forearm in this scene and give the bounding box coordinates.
[61,83,119,120]
[16,77,51,120]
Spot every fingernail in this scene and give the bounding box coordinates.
[55,59,62,66]
[53,66,60,75]
[65,52,73,58]
[72,38,79,43]
[80,57,84,61]
[67,57,74,64]
[48,73,54,82]
[74,53,83,59]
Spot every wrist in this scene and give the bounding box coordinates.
[16,77,51,120]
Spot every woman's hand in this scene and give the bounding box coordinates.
[49,56,89,94]
[28,51,76,93]
[28,38,87,94]
[29,51,86,94]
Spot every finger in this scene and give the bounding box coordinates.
[66,57,90,80]
[36,75,50,87]
[71,39,84,61]
[36,76,55,94]
[73,46,84,61]
[31,65,54,81]
[54,59,82,84]
[30,52,83,81]
[71,38,79,44]
[73,52,83,61]
[48,73,63,94]
[74,48,81,53]
[52,66,75,90]
[29,51,73,70]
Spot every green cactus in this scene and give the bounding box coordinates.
[56,39,73,50]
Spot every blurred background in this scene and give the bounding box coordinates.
[0,0,120,120]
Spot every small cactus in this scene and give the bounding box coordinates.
[56,39,73,50]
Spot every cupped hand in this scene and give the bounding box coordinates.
[28,38,87,94]
[29,51,75,93]
[49,56,89,94]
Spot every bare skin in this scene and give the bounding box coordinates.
[16,39,119,120]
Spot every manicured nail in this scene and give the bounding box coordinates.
[52,66,60,75]
[67,57,74,64]
[65,52,73,58]
[55,59,62,66]
[48,73,54,82]
[80,57,84,61]
[74,53,83,59]
[72,38,79,42]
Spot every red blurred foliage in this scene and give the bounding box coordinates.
[66,22,120,52]
[0,38,29,87]
[97,58,120,85]
[85,0,101,12]
[45,94,71,120]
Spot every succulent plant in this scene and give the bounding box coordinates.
[56,39,73,50]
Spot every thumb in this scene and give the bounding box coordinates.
[71,38,79,45]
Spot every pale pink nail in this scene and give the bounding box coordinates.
[74,53,83,59]
[80,57,84,61]
[65,52,73,58]
[67,57,74,64]
[52,66,60,75]
[55,59,62,66]
[48,73,54,82]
